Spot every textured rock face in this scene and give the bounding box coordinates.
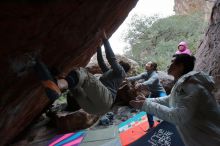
[53,109,99,133]
[174,0,215,19]
[0,1,138,145]
[195,0,220,102]
[1,0,220,145]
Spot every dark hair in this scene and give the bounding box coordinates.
[119,61,131,73]
[150,62,158,71]
[172,54,196,75]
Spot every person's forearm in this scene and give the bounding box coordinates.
[103,38,116,61]
[97,46,109,72]
[147,96,170,106]
[103,38,122,73]
[141,99,191,125]
[142,83,200,125]
[127,75,142,81]
[142,75,157,86]
[103,39,117,66]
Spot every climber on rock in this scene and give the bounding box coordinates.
[34,30,131,115]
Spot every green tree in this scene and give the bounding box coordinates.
[123,12,208,71]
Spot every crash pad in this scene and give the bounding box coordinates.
[48,131,86,146]
[130,121,185,146]
[119,111,159,146]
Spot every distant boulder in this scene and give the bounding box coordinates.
[86,53,139,76]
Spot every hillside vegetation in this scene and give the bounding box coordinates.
[123,12,208,72]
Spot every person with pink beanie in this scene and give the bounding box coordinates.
[175,41,192,55]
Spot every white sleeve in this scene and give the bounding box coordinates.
[141,83,200,125]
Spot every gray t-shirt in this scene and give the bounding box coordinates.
[127,71,165,96]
